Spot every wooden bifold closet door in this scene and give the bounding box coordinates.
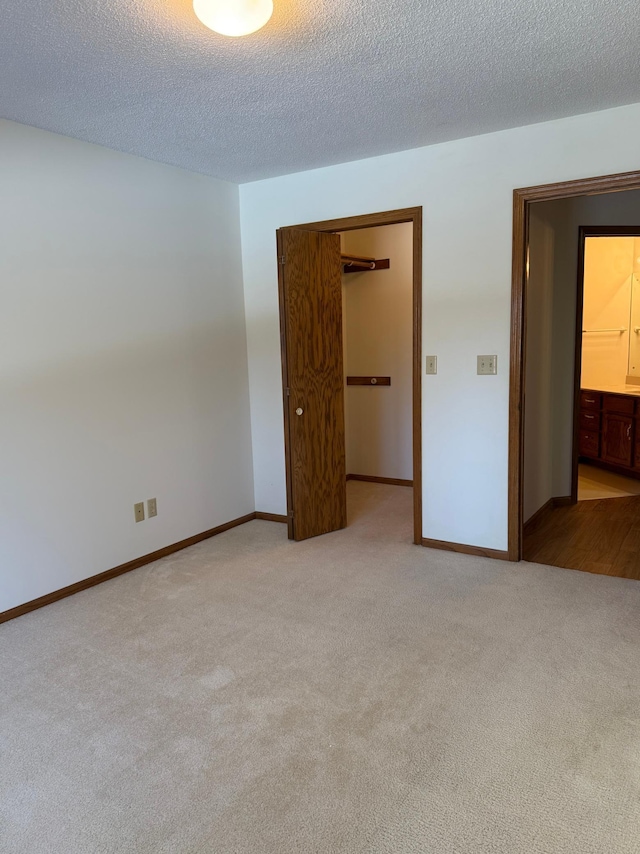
[277,227,347,541]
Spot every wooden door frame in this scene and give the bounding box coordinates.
[509,170,640,561]
[277,207,423,544]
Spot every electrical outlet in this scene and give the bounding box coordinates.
[147,498,157,518]
[134,502,145,523]
[425,355,437,375]
[477,355,497,375]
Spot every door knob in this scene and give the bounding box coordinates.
[295,407,304,416]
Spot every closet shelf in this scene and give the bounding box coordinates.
[346,376,391,386]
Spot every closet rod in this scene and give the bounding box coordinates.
[344,259,376,269]
[341,253,391,273]
[341,254,376,269]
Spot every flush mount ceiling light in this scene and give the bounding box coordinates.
[193,0,273,37]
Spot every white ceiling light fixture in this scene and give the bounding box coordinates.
[193,0,273,37]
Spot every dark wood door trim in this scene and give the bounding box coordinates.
[510,170,640,561]
[290,207,423,233]
[277,207,423,544]
[276,228,295,539]
[421,537,510,561]
[570,227,587,504]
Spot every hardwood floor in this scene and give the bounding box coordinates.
[523,495,640,580]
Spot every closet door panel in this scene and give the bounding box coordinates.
[277,227,347,541]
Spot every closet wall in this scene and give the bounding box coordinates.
[340,223,413,482]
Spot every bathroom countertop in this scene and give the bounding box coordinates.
[582,384,640,397]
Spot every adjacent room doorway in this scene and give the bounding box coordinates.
[510,171,640,576]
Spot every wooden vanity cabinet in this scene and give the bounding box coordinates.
[578,391,601,458]
[579,389,639,477]
[602,412,633,467]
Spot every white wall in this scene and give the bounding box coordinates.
[523,198,578,520]
[240,102,640,551]
[523,208,557,522]
[341,224,413,481]
[523,190,640,521]
[0,120,254,612]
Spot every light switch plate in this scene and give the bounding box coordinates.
[477,355,497,375]
[425,355,437,375]
[134,502,145,523]
[147,498,157,518]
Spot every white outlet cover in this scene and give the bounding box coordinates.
[425,355,437,375]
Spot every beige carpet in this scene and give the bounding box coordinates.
[2,481,640,853]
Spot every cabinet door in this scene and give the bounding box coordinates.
[603,394,634,416]
[579,430,600,458]
[602,414,633,467]
[634,418,640,469]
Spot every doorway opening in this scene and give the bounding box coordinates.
[341,223,414,542]
[577,229,640,504]
[276,208,422,545]
[510,172,640,577]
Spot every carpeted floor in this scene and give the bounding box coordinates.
[2,482,640,853]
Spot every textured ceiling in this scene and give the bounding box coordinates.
[1,0,639,183]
